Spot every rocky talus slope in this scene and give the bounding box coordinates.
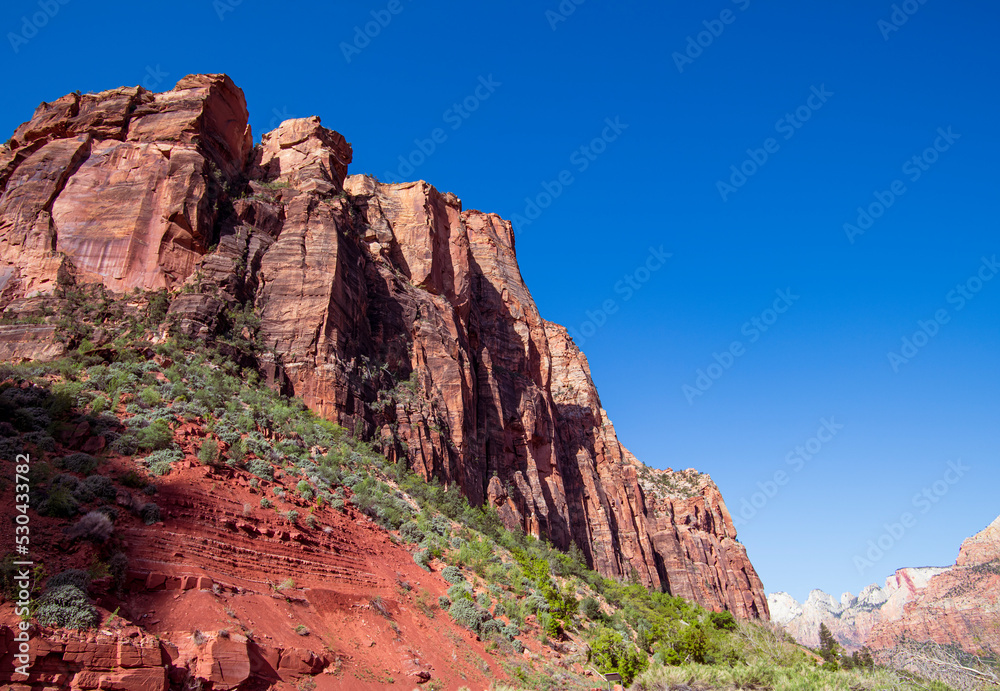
[769,515,1000,654]
[0,74,767,619]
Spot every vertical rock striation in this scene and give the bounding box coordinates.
[0,75,768,618]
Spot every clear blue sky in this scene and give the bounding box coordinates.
[3,0,998,604]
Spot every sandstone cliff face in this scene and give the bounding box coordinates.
[0,75,768,618]
[866,516,1000,654]
[769,516,1000,653]
[767,569,945,651]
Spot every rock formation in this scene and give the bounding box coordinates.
[0,74,768,619]
[867,515,1000,654]
[767,568,946,650]
[769,515,1000,653]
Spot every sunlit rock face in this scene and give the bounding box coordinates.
[0,75,769,619]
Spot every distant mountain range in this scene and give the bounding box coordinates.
[768,515,1000,654]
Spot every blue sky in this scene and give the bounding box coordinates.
[3,0,998,604]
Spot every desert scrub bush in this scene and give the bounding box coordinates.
[134,419,174,451]
[247,458,274,480]
[260,497,273,509]
[35,585,100,630]
[108,552,128,592]
[140,502,160,525]
[38,485,79,518]
[66,511,114,542]
[438,596,451,609]
[75,475,117,503]
[138,386,161,407]
[198,438,219,466]
[448,598,492,635]
[48,569,90,593]
[398,521,425,543]
[525,592,549,614]
[413,549,431,571]
[580,595,604,621]
[441,565,466,585]
[476,591,491,608]
[284,510,299,524]
[296,480,313,501]
[447,583,472,602]
[59,452,99,475]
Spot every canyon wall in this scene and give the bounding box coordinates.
[0,75,768,618]
[769,515,1000,653]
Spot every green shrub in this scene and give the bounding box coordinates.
[134,419,173,451]
[476,591,491,608]
[708,610,737,631]
[247,458,274,480]
[140,502,161,525]
[589,626,648,686]
[139,386,161,407]
[438,596,451,609]
[38,486,79,517]
[447,583,472,602]
[448,598,491,635]
[119,469,147,488]
[60,453,99,475]
[48,569,90,593]
[260,497,273,509]
[580,596,604,621]
[284,510,299,524]
[399,521,425,543]
[108,552,128,592]
[198,438,219,466]
[441,566,466,585]
[77,475,117,502]
[413,549,430,571]
[35,585,100,630]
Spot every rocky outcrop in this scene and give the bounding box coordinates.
[0,75,768,618]
[770,516,1000,653]
[767,570,943,650]
[0,74,251,298]
[867,516,1000,654]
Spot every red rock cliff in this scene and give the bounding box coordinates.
[0,75,768,619]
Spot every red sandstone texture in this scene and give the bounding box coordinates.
[866,515,1000,654]
[0,75,768,622]
[0,438,511,690]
